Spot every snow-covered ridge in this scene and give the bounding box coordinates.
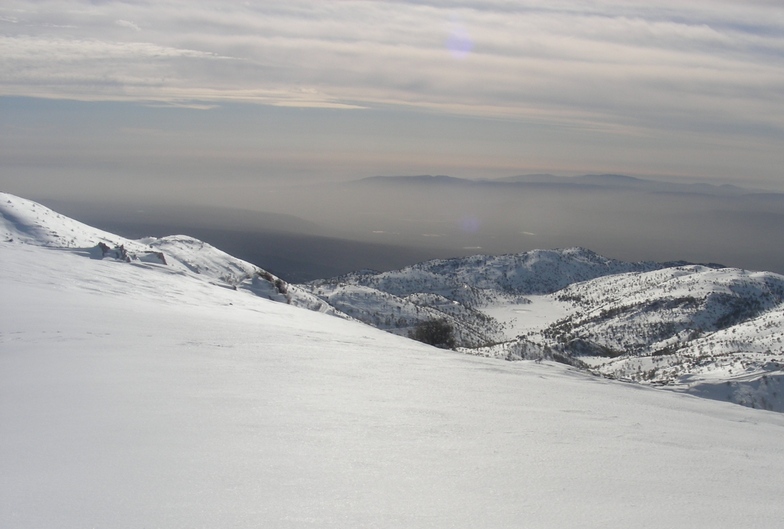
[1,193,261,282]
[529,265,784,410]
[302,247,686,348]
[312,246,684,297]
[1,192,341,317]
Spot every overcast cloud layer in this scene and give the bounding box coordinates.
[4,2,784,129]
[2,1,784,188]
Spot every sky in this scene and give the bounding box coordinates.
[2,0,784,203]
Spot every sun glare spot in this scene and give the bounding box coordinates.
[446,18,474,59]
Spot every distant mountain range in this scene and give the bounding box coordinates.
[358,173,757,196]
[3,191,783,412]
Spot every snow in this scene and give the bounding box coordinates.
[478,263,784,408]
[0,192,343,317]
[3,200,784,527]
[482,295,574,340]
[1,193,127,248]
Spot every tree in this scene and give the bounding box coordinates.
[409,319,456,349]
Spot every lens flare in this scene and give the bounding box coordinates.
[446,19,474,59]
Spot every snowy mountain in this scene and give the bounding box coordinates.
[4,191,783,411]
[310,247,684,296]
[302,248,680,347]
[1,192,341,316]
[540,266,784,408]
[3,192,784,527]
[463,265,784,411]
[305,248,784,412]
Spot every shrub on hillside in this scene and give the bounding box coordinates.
[409,319,456,349]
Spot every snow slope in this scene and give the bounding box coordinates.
[3,201,784,527]
[0,192,341,316]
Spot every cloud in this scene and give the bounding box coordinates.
[115,19,141,32]
[1,1,783,150]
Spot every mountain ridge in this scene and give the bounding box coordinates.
[358,173,755,196]
[0,192,344,318]
[3,191,783,412]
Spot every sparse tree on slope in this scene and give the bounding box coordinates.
[409,319,457,349]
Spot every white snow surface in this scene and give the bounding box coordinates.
[0,192,342,316]
[3,197,784,527]
[482,295,575,339]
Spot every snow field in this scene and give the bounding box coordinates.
[3,242,784,528]
[481,295,575,339]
